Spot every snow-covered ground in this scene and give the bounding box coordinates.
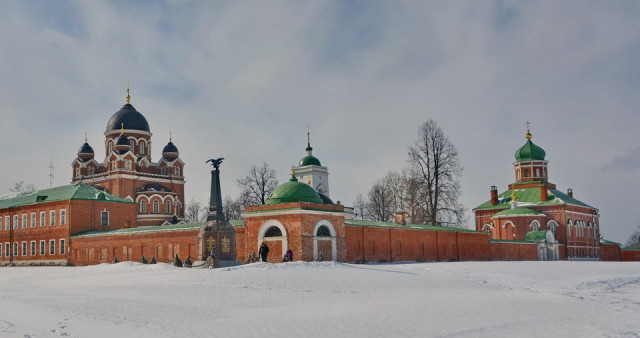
[0,261,638,338]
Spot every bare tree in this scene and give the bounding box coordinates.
[185,199,203,223]
[408,120,465,227]
[10,181,36,195]
[366,180,394,222]
[626,224,640,247]
[353,194,368,220]
[237,162,278,206]
[223,195,244,221]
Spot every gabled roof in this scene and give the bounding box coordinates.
[622,243,640,250]
[72,222,203,238]
[474,186,595,211]
[0,183,133,209]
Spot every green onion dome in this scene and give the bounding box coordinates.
[266,174,323,205]
[515,132,546,161]
[299,155,321,166]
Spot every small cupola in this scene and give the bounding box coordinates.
[114,123,132,155]
[299,129,321,166]
[162,133,179,161]
[513,123,549,182]
[77,134,95,162]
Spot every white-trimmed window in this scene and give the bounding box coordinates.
[60,239,66,255]
[49,240,55,255]
[166,200,171,214]
[153,200,159,213]
[101,211,109,226]
[22,241,27,256]
[60,209,66,225]
[13,215,18,230]
[139,142,145,155]
[13,242,19,256]
[125,160,132,170]
[40,240,45,255]
[4,216,8,230]
[108,143,113,154]
[88,166,95,175]
[5,243,10,256]
[140,200,147,213]
[160,166,167,175]
[530,220,540,232]
[111,161,117,171]
[0,216,3,231]
[50,210,56,226]
[40,211,46,227]
[22,214,27,229]
[175,166,181,176]
[0,243,2,257]
[75,167,81,177]
[30,241,36,256]
[31,212,36,228]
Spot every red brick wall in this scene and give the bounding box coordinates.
[621,249,640,261]
[69,200,137,235]
[70,229,200,265]
[489,241,538,260]
[601,243,621,261]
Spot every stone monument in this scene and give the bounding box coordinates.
[199,157,237,265]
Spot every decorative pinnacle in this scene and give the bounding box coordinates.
[169,131,172,142]
[511,191,517,201]
[291,165,296,176]
[126,80,131,104]
[120,123,125,135]
[84,132,88,143]
[525,121,532,140]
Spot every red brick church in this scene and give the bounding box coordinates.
[70,87,185,226]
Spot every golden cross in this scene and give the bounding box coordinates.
[126,80,131,104]
[525,121,531,133]
[84,132,88,143]
[206,237,216,251]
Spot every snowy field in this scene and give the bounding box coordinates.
[0,261,638,338]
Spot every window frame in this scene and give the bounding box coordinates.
[22,241,27,256]
[40,211,46,227]
[60,239,66,255]
[140,200,147,213]
[30,241,36,256]
[40,240,45,255]
[22,214,27,229]
[60,209,66,225]
[13,215,18,230]
[50,210,56,226]
[49,239,55,255]
[13,242,18,256]
[153,200,159,213]
[31,212,36,228]
[166,200,171,214]
[4,216,8,230]
[101,211,109,227]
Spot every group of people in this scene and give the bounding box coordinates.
[257,242,294,263]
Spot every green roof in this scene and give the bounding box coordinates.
[492,207,543,218]
[600,238,621,245]
[474,187,595,211]
[525,230,549,241]
[0,183,133,209]
[266,175,323,205]
[299,155,321,166]
[72,222,203,238]
[345,219,479,232]
[515,137,546,161]
[622,243,640,250]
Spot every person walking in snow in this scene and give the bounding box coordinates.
[259,242,270,262]
[286,249,293,262]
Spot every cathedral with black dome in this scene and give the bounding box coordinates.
[71,87,185,226]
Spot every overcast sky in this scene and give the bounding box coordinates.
[1,1,639,243]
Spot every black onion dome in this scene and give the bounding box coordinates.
[77,142,94,154]
[77,142,95,162]
[106,104,150,133]
[318,192,334,205]
[162,141,179,161]
[116,134,131,146]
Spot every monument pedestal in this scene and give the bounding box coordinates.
[200,220,238,266]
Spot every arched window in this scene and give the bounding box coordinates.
[111,161,117,171]
[108,142,113,154]
[530,220,540,231]
[175,166,181,176]
[166,200,171,214]
[535,168,540,177]
[316,225,331,237]
[75,167,81,177]
[153,200,159,213]
[548,220,558,236]
[264,226,283,237]
[524,169,529,177]
[140,200,147,213]
[139,142,145,155]
[125,160,132,170]
[482,224,493,235]
[160,166,167,175]
[88,167,94,175]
